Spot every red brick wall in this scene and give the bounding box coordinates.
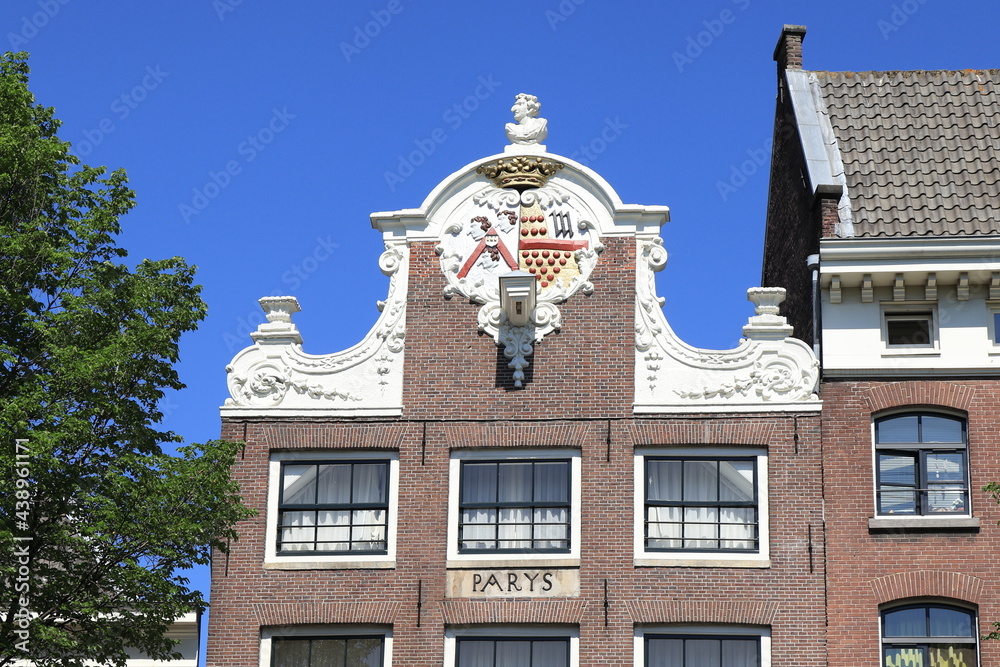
[821,378,1000,667]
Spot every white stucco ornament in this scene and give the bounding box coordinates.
[634,238,820,412]
[222,243,408,416]
[505,93,548,147]
[436,150,603,386]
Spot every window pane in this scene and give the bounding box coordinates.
[685,639,720,667]
[315,464,351,504]
[310,638,345,667]
[879,454,916,485]
[647,507,682,549]
[316,510,349,551]
[531,640,567,665]
[719,461,754,502]
[885,607,927,637]
[458,640,492,667]
[722,639,759,667]
[462,463,497,503]
[884,647,924,667]
[273,639,310,667]
[283,465,317,505]
[878,416,920,443]
[886,316,931,346]
[461,509,496,550]
[648,460,682,502]
[879,489,917,515]
[495,640,530,666]
[927,645,975,667]
[498,463,533,503]
[920,416,963,443]
[928,607,974,638]
[346,637,384,667]
[684,507,718,548]
[280,511,315,551]
[647,638,683,667]
[927,486,967,513]
[352,464,387,504]
[683,461,718,501]
[926,453,966,483]
[534,461,569,502]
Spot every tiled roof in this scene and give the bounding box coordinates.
[812,69,1000,237]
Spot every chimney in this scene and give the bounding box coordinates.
[773,24,807,70]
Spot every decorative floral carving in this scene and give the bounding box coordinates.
[634,237,820,411]
[498,324,536,388]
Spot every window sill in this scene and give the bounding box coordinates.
[446,557,580,569]
[868,516,980,531]
[263,558,396,570]
[634,557,770,569]
[880,348,940,357]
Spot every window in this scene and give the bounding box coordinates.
[875,413,969,516]
[444,626,578,667]
[455,637,569,666]
[644,457,758,552]
[447,449,580,565]
[265,452,399,568]
[882,604,977,667]
[635,626,769,667]
[459,459,570,553]
[261,626,391,667]
[634,448,768,566]
[272,635,384,666]
[882,306,936,349]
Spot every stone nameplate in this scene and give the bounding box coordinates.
[446,568,579,598]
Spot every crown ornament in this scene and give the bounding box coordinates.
[476,156,564,190]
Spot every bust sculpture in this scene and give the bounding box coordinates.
[505,93,548,145]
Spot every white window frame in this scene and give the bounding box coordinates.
[446,448,581,568]
[881,303,939,353]
[634,624,771,667]
[264,450,399,569]
[987,304,1000,352]
[879,602,979,667]
[443,624,579,667]
[259,625,392,667]
[867,411,981,530]
[634,447,769,568]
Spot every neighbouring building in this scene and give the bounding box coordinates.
[764,25,1000,667]
[206,25,999,667]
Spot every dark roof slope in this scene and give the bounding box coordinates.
[813,69,1000,237]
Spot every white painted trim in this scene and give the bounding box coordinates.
[220,406,403,418]
[446,448,582,566]
[263,451,399,569]
[633,624,771,667]
[634,402,822,414]
[633,447,769,566]
[259,625,392,667]
[443,624,579,667]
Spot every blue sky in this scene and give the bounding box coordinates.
[5,0,998,662]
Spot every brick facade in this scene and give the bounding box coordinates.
[820,379,1000,667]
[207,224,828,665]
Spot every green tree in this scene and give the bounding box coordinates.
[0,52,252,666]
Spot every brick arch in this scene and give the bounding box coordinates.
[864,382,975,415]
[625,600,779,626]
[870,571,986,606]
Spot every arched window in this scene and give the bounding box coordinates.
[875,413,969,515]
[882,604,977,666]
